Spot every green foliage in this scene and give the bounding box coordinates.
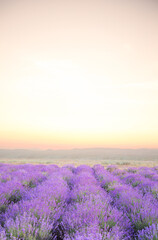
[132,181,140,187]
[23,180,36,188]
[7,190,22,204]
[0,204,7,213]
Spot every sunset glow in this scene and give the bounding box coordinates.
[0,0,158,149]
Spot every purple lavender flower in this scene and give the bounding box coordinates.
[0,164,158,239]
[137,223,158,239]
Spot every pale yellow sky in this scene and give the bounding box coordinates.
[0,0,158,149]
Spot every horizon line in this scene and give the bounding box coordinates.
[1,147,158,151]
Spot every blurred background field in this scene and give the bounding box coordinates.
[0,159,157,168]
[0,148,158,167]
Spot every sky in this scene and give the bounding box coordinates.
[0,0,158,149]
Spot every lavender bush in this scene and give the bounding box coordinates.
[0,164,158,239]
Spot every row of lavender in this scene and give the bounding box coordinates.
[0,163,158,239]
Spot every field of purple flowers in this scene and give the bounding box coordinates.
[0,164,158,240]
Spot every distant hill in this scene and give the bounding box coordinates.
[0,148,158,161]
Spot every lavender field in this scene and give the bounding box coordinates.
[0,164,158,239]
